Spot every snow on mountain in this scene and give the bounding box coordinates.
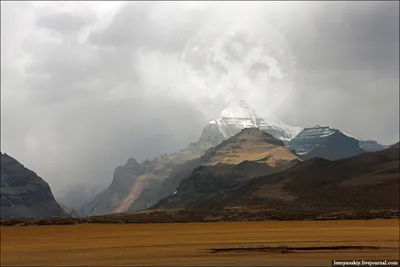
[203,102,386,152]
[205,100,302,143]
[287,125,367,160]
[288,126,340,155]
[342,131,362,140]
[293,126,337,141]
[287,126,387,154]
[257,115,303,142]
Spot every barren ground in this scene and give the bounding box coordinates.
[1,220,399,266]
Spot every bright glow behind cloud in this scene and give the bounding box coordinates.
[178,10,295,119]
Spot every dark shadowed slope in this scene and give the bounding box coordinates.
[1,153,68,219]
[210,145,399,212]
[288,126,366,160]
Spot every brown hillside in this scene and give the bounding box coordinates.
[214,146,399,213]
[152,128,301,209]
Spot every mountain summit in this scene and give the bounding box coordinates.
[205,100,302,144]
[288,126,366,160]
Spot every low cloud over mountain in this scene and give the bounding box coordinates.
[1,1,398,199]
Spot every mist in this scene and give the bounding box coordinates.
[1,1,398,199]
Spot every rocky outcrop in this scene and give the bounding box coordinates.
[79,157,147,216]
[1,153,68,219]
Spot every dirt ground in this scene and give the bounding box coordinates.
[1,220,399,266]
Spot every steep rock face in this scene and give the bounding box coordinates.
[0,153,68,219]
[126,135,224,213]
[151,128,301,209]
[288,126,366,160]
[80,158,148,216]
[81,134,221,216]
[109,158,146,196]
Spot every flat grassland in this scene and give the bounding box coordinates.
[1,220,399,266]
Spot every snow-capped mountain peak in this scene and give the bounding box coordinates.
[202,100,302,143]
[288,125,388,154]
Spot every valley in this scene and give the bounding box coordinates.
[1,220,399,266]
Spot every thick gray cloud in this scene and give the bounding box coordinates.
[89,2,211,52]
[286,1,399,73]
[35,8,96,37]
[1,1,398,201]
[276,1,399,144]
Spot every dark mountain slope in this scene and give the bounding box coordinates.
[288,126,366,160]
[1,153,68,219]
[212,145,399,212]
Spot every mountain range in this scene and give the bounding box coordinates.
[128,127,301,213]
[78,100,392,217]
[79,125,221,216]
[154,141,399,213]
[151,127,301,209]
[1,100,396,220]
[79,101,304,216]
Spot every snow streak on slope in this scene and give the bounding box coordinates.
[294,126,337,140]
[211,100,302,142]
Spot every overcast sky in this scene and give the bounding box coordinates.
[1,1,399,197]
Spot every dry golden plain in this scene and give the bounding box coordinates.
[1,220,399,266]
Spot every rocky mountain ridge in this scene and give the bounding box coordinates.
[78,102,391,216]
[130,127,301,212]
[288,125,366,160]
[152,128,301,209]
[1,152,68,219]
[80,125,224,216]
[154,142,399,212]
